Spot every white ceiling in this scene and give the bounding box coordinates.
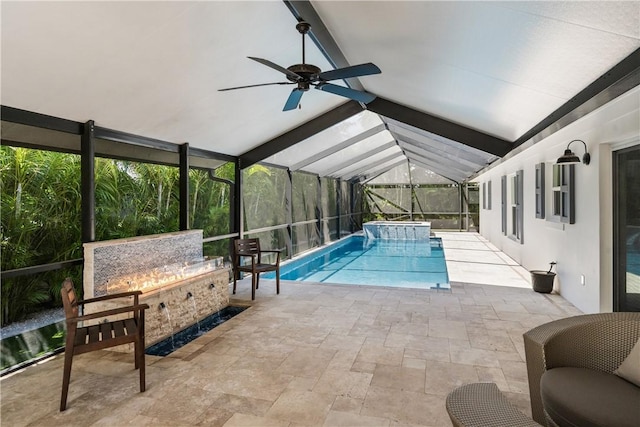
[2,1,639,181]
[1,1,344,156]
[312,0,640,141]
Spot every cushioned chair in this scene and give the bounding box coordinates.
[233,238,280,300]
[60,278,149,411]
[446,313,640,427]
[523,312,640,427]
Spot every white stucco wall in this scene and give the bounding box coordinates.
[476,87,640,313]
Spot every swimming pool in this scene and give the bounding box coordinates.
[264,234,449,290]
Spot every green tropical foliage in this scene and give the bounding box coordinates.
[1,146,234,325]
[1,147,82,325]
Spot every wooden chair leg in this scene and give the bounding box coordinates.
[140,353,146,393]
[255,272,260,289]
[276,268,280,295]
[233,269,237,294]
[60,347,74,411]
[138,316,146,392]
[251,273,256,300]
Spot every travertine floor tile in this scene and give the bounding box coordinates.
[424,360,479,396]
[1,232,582,427]
[371,364,425,392]
[265,389,334,425]
[323,409,390,426]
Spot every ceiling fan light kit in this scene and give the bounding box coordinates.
[219,21,381,111]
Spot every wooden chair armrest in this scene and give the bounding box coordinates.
[67,304,149,323]
[259,250,281,262]
[236,252,258,258]
[79,291,142,305]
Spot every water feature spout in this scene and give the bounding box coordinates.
[159,303,175,349]
[188,293,202,335]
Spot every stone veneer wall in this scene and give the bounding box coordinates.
[83,268,230,350]
[81,230,231,350]
[142,268,230,346]
[83,230,203,298]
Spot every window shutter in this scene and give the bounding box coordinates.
[535,163,545,219]
[516,169,524,244]
[501,175,507,234]
[561,165,576,224]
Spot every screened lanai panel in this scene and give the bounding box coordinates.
[242,165,288,231]
[292,172,318,223]
[332,146,404,179]
[291,171,320,255]
[401,146,471,182]
[321,177,338,242]
[262,110,384,170]
[191,162,233,239]
[384,117,498,176]
[360,159,408,183]
[366,186,412,214]
[367,162,456,185]
[339,180,352,236]
[302,130,395,176]
[413,186,460,214]
[321,177,338,218]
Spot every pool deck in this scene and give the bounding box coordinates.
[0,232,581,426]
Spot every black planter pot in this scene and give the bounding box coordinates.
[531,271,556,293]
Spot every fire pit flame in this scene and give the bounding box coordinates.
[106,256,223,294]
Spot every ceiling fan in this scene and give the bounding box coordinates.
[218,21,381,111]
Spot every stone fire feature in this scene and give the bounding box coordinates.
[83,230,230,348]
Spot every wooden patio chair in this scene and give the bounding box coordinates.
[59,278,149,411]
[233,238,280,300]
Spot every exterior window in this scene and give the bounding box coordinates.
[535,163,545,219]
[551,164,575,224]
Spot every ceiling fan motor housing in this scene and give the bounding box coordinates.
[286,64,321,83]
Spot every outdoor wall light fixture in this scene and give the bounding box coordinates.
[556,139,590,165]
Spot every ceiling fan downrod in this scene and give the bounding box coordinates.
[296,21,311,65]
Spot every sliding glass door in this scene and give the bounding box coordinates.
[614,145,640,312]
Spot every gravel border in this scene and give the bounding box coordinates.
[1,308,65,339]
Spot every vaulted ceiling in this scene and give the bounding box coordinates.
[2,1,639,183]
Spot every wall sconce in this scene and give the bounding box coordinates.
[556,139,590,165]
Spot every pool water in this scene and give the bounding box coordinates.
[265,235,449,290]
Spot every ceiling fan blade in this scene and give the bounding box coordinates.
[317,63,381,81]
[283,88,304,111]
[315,83,376,104]
[248,57,302,81]
[218,82,294,91]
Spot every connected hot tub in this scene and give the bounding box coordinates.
[363,221,431,240]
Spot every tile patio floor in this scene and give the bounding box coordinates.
[0,232,582,426]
